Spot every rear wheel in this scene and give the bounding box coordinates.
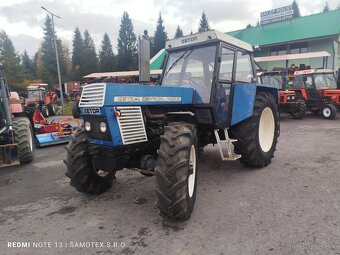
[155,122,198,221]
[321,104,336,120]
[231,92,279,167]
[64,128,114,194]
[291,99,306,119]
[12,117,34,163]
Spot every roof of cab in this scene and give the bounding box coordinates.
[166,29,253,52]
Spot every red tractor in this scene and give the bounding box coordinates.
[25,84,57,117]
[290,69,339,119]
[258,71,305,118]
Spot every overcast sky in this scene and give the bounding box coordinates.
[0,0,339,57]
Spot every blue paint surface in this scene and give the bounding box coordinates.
[231,83,256,126]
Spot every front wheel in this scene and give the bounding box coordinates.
[12,117,35,163]
[64,128,114,194]
[321,104,336,120]
[291,99,306,119]
[231,91,279,167]
[155,122,198,221]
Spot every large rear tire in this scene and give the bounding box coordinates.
[155,122,198,221]
[291,99,306,119]
[12,117,34,163]
[231,92,279,167]
[64,128,114,194]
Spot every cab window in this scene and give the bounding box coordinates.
[235,51,253,83]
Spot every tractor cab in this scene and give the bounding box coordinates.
[27,84,48,103]
[257,71,286,90]
[161,30,260,127]
[291,69,339,119]
[26,84,55,117]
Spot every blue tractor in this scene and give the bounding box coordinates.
[65,30,279,220]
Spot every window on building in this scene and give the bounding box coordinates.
[290,42,308,54]
[270,45,287,56]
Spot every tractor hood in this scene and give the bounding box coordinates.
[79,83,195,108]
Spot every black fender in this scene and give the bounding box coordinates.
[164,111,196,125]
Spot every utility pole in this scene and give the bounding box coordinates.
[41,6,64,114]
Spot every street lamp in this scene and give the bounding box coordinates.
[41,6,64,114]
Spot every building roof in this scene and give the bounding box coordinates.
[227,9,340,46]
[150,49,167,70]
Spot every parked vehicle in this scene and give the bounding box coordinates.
[290,69,339,119]
[258,71,306,119]
[25,84,57,117]
[0,63,35,168]
[64,30,280,220]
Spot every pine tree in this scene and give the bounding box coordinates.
[0,30,24,88]
[323,2,330,12]
[40,15,67,88]
[117,12,137,71]
[198,12,210,32]
[174,26,183,39]
[81,29,98,76]
[21,51,35,79]
[72,27,83,80]
[246,24,252,28]
[99,33,115,72]
[292,0,301,18]
[152,13,168,56]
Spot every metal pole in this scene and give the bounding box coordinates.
[41,7,64,114]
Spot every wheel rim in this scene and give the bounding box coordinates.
[323,107,331,117]
[188,145,197,198]
[259,107,275,153]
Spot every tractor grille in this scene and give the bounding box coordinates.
[79,83,106,107]
[116,106,148,145]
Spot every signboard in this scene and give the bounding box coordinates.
[260,5,294,25]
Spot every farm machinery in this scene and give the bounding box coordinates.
[25,84,57,118]
[0,63,35,168]
[258,71,306,119]
[64,30,280,220]
[289,69,339,119]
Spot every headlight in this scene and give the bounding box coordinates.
[292,96,295,99]
[84,121,91,131]
[287,96,291,100]
[99,122,107,133]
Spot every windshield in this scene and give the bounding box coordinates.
[260,75,283,89]
[314,73,337,89]
[161,45,216,103]
[28,90,41,99]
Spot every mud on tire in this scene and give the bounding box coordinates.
[230,91,279,167]
[155,122,198,221]
[64,127,114,194]
[12,117,34,163]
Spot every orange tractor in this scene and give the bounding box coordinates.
[289,69,339,119]
[258,71,306,118]
[25,84,57,117]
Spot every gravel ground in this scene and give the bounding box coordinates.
[0,113,339,255]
